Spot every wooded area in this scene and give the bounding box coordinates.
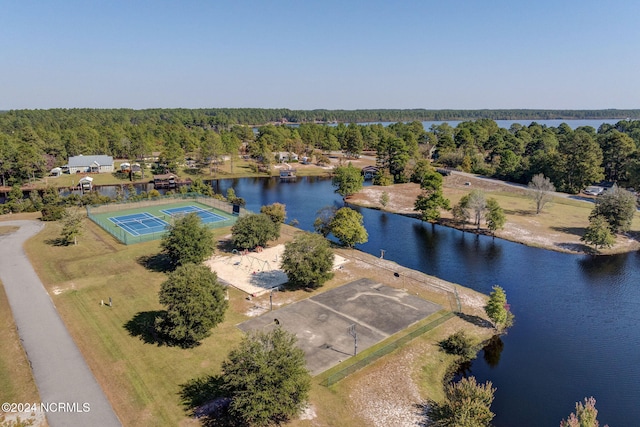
[1,108,640,196]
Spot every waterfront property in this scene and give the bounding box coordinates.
[361,165,379,180]
[279,168,297,180]
[78,176,93,192]
[67,155,114,174]
[153,173,177,189]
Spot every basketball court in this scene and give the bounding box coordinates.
[237,278,442,375]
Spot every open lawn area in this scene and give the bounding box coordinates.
[19,219,493,426]
[0,280,46,426]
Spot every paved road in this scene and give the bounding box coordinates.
[0,220,121,427]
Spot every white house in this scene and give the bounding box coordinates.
[276,152,299,163]
[50,167,62,177]
[68,155,114,174]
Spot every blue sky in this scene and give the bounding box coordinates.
[2,0,639,110]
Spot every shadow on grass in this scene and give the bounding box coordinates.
[45,237,71,247]
[180,375,236,426]
[124,311,169,346]
[550,226,585,237]
[183,168,204,176]
[137,253,173,273]
[503,208,535,216]
[125,311,205,348]
[455,312,494,329]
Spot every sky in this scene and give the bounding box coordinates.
[2,0,640,110]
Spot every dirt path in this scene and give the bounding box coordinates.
[0,220,122,427]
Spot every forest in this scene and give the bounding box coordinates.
[1,108,640,197]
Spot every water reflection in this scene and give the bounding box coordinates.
[482,335,504,368]
[578,253,629,279]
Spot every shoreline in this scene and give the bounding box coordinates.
[346,180,640,256]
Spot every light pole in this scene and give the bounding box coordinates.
[348,324,357,356]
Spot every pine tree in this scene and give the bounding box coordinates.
[484,285,513,330]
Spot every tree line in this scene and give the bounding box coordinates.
[3,108,640,197]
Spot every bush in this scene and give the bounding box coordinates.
[427,376,496,427]
[439,331,477,360]
[41,204,65,221]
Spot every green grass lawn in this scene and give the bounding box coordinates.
[24,220,250,426]
[20,218,493,426]
[0,280,42,405]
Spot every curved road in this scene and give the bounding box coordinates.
[0,220,121,427]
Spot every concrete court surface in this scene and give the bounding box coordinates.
[238,278,442,375]
[0,220,122,427]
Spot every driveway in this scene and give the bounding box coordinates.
[0,220,121,427]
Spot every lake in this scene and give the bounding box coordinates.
[211,176,639,427]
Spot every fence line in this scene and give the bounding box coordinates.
[335,249,461,313]
[86,192,249,216]
[321,311,455,387]
[86,193,242,245]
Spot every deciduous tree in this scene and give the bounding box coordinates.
[260,202,287,225]
[156,263,227,347]
[222,328,311,427]
[313,206,337,237]
[332,163,364,198]
[329,207,368,247]
[161,212,215,268]
[589,186,637,233]
[231,213,280,249]
[467,190,487,230]
[281,232,334,290]
[528,173,555,214]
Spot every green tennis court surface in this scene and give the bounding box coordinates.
[88,198,238,244]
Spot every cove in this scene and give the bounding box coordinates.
[210,176,640,427]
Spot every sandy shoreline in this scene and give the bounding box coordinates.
[346,174,640,255]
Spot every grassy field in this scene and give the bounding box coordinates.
[18,217,492,426]
[0,280,42,405]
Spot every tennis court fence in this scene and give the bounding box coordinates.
[86,193,246,245]
[86,193,248,216]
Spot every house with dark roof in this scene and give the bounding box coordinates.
[67,155,114,174]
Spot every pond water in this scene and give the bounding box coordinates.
[211,176,640,427]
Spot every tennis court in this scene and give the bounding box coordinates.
[161,205,228,224]
[108,212,169,237]
[87,196,240,245]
